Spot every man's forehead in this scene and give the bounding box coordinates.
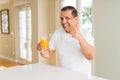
[61,10,72,15]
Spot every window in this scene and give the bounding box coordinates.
[61,0,93,33]
[59,0,94,74]
[61,0,76,8]
[81,0,92,32]
[0,9,9,34]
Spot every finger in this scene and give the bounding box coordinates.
[75,23,79,30]
[37,43,41,51]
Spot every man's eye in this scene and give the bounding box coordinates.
[66,17,70,20]
[61,18,63,20]
[60,17,71,21]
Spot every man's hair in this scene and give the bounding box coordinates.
[61,6,78,17]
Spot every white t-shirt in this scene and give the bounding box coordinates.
[49,28,94,75]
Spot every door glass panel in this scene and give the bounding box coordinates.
[18,6,32,63]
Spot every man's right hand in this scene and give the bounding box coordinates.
[36,43,42,51]
[36,43,51,58]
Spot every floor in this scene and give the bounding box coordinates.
[0,58,23,69]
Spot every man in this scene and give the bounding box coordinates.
[37,6,95,75]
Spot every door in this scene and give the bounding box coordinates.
[16,5,32,64]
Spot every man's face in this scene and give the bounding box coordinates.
[60,10,78,33]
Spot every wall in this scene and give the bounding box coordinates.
[49,0,57,66]
[0,2,16,61]
[0,0,57,65]
[28,0,39,63]
[93,0,120,80]
[0,0,39,64]
[37,0,57,65]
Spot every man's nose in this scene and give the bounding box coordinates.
[62,18,67,24]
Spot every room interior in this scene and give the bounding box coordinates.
[0,0,120,80]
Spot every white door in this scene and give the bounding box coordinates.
[16,5,32,64]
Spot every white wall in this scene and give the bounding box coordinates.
[29,0,39,63]
[36,0,57,65]
[93,0,120,80]
[37,0,50,64]
[0,2,16,60]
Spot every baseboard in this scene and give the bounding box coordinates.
[0,55,31,65]
[0,55,17,63]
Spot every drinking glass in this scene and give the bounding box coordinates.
[39,36,48,50]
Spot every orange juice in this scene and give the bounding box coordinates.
[40,37,48,50]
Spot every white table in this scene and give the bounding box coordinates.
[0,63,108,80]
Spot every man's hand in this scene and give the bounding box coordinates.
[37,43,42,51]
[36,43,49,58]
[36,43,54,58]
[71,24,81,40]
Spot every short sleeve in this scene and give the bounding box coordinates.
[49,31,57,50]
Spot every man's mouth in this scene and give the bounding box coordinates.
[63,24,68,28]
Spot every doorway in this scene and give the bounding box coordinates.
[16,5,32,64]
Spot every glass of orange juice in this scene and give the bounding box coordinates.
[40,36,48,50]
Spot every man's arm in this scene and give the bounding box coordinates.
[72,25,95,60]
[77,33,95,60]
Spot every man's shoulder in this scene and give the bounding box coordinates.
[54,28,64,34]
